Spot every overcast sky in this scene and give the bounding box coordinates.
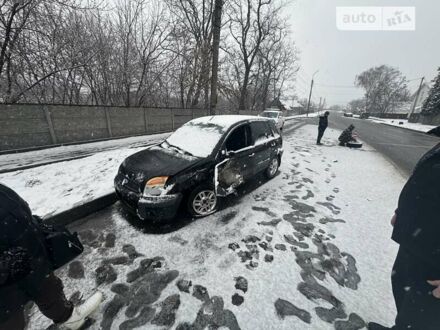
[287,0,439,106]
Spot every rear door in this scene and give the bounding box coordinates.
[215,124,254,196]
[249,121,274,174]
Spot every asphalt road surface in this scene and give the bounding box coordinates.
[327,114,439,176]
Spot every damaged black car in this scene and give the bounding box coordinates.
[114,115,283,221]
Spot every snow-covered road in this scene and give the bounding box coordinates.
[27,124,406,330]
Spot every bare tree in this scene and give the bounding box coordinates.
[0,0,299,109]
[355,65,410,114]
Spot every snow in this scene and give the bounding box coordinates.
[191,115,262,127]
[27,124,406,329]
[0,132,170,173]
[0,147,146,218]
[166,115,270,158]
[166,121,225,158]
[370,117,438,133]
[285,112,320,119]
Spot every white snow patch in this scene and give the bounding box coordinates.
[370,117,437,133]
[0,147,145,218]
[285,113,320,119]
[0,132,170,172]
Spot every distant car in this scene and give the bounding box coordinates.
[259,110,285,131]
[114,115,283,221]
[343,112,354,117]
[360,112,370,119]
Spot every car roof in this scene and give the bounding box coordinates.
[190,115,267,130]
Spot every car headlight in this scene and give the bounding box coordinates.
[143,176,169,196]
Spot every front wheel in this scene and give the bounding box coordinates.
[265,157,279,179]
[187,184,218,218]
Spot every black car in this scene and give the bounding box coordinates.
[114,115,283,221]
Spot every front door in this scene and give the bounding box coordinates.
[249,121,274,174]
[215,124,254,196]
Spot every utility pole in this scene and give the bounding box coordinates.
[306,70,319,117]
[408,77,425,121]
[318,97,322,114]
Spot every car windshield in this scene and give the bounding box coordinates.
[165,121,226,158]
[261,112,279,118]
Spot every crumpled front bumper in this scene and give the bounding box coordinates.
[137,193,183,221]
[114,173,182,221]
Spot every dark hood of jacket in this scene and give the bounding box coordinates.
[120,145,202,184]
[392,142,440,269]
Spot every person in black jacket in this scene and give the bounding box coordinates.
[0,184,102,330]
[317,111,330,145]
[338,124,357,146]
[368,143,440,330]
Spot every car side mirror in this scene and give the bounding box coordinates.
[226,150,236,158]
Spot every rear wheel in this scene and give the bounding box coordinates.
[187,184,218,217]
[265,157,279,179]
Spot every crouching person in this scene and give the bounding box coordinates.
[338,124,357,146]
[0,183,102,330]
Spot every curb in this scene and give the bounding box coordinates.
[45,193,118,227]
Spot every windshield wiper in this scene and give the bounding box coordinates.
[164,141,194,157]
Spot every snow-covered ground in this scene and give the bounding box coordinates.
[28,124,406,330]
[286,113,320,120]
[0,147,149,218]
[0,132,170,173]
[370,117,437,133]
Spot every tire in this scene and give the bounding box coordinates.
[187,183,218,218]
[265,157,279,179]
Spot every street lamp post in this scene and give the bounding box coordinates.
[306,70,319,117]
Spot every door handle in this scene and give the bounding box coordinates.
[249,153,255,158]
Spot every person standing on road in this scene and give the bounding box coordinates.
[0,183,102,330]
[316,111,330,145]
[368,143,440,330]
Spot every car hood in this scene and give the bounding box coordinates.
[120,145,201,184]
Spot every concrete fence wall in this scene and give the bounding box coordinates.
[420,113,440,126]
[0,104,208,151]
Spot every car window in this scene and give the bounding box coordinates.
[267,120,280,135]
[261,112,279,119]
[251,121,273,144]
[225,124,251,152]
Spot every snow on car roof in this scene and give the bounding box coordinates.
[190,115,265,129]
[166,115,266,158]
